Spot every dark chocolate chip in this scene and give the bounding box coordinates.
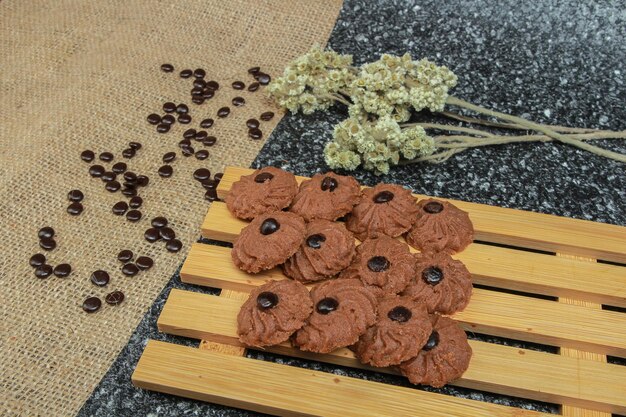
[29,253,46,268]
[180,69,193,78]
[147,113,161,125]
[202,179,218,190]
[176,103,189,114]
[422,331,440,351]
[105,180,121,192]
[112,162,127,174]
[204,188,218,202]
[388,306,412,323]
[121,186,137,197]
[203,136,217,147]
[232,81,245,90]
[101,171,116,182]
[105,291,125,305]
[165,239,183,253]
[121,263,139,276]
[367,256,390,272]
[53,263,72,278]
[200,118,214,128]
[158,165,173,178]
[122,148,136,159]
[320,177,338,192]
[82,297,102,313]
[194,130,208,141]
[144,228,161,243]
[156,123,170,133]
[161,114,176,125]
[254,172,273,183]
[123,171,137,183]
[193,168,211,181]
[214,172,223,181]
[39,238,56,251]
[35,264,53,279]
[90,270,110,287]
[191,87,204,97]
[316,297,338,315]
[306,234,326,249]
[247,82,260,92]
[112,201,128,215]
[38,227,55,239]
[248,66,260,74]
[217,107,230,118]
[256,291,279,310]
[99,152,114,162]
[424,201,443,214]
[129,196,143,209]
[161,63,174,72]
[126,209,142,222]
[178,114,191,124]
[183,128,197,139]
[201,89,214,99]
[195,149,209,160]
[81,150,95,162]
[422,266,444,285]
[129,141,142,150]
[256,72,271,85]
[159,227,175,241]
[163,102,177,113]
[117,249,133,263]
[181,145,194,157]
[89,165,105,178]
[193,68,206,79]
[67,202,84,216]
[178,138,192,148]
[260,218,280,235]
[248,128,262,140]
[246,118,260,129]
[136,256,154,270]
[206,80,219,90]
[151,217,168,228]
[136,175,149,187]
[193,78,206,89]
[260,111,274,121]
[373,191,394,203]
[232,96,245,107]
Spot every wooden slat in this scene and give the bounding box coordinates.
[133,340,549,417]
[156,289,626,414]
[199,290,249,356]
[557,254,610,417]
[180,244,626,357]
[216,166,626,263]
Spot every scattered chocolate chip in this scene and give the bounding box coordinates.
[67,202,84,216]
[422,266,444,285]
[260,111,275,121]
[129,141,142,150]
[206,80,219,90]
[99,152,114,162]
[151,217,168,228]
[316,297,338,314]
[204,189,218,201]
[122,263,139,276]
[181,146,195,157]
[247,82,260,92]
[144,228,161,243]
[182,129,196,140]
[195,149,209,160]
[156,123,170,133]
[117,249,134,263]
[217,107,230,118]
[147,113,161,125]
[193,68,206,79]
[101,171,116,182]
[423,331,440,351]
[38,227,55,239]
[112,162,127,174]
[82,296,102,313]
[194,168,211,181]
[89,165,105,178]
[191,87,203,96]
[39,238,56,251]
[163,102,177,113]
[176,103,189,114]
[180,69,193,78]
[214,172,223,181]
[178,114,191,124]
[248,128,263,140]
[373,191,394,203]
[256,73,271,85]
[159,227,176,241]
[105,290,125,305]
[232,81,245,90]
[388,306,412,322]
[200,118,214,128]
[203,136,217,147]
[129,196,143,209]
[35,264,53,279]
[29,253,46,268]
[126,209,142,222]
[320,177,338,192]
[424,201,444,214]
[161,63,174,72]
[81,150,95,162]
[248,66,260,75]
[122,148,136,159]
[136,256,154,270]
[158,165,173,178]
[179,138,192,148]
[260,218,280,235]
[202,179,218,189]
[105,180,121,193]
[194,130,208,141]
[257,291,279,310]
[112,201,128,215]
[165,239,183,253]
[193,78,206,88]
[254,172,273,183]
[191,96,205,105]
[121,186,137,197]
[367,256,390,272]
[161,114,176,125]
[136,175,149,187]
[201,89,214,99]
[306,234,326,249]
[232,96,245,107]
[123,171,137,183]
[66,190,84,203]
[246,118,260,129]
[53,263,72,278]
[90,270,110,287]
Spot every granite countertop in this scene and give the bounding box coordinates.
[78,1,625,416]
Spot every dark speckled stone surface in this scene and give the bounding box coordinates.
[78,1,625,416]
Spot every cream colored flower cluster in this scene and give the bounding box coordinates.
[267,46,354,114]
[324,117,435,175]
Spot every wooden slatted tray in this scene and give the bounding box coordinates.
[133,166,626,417]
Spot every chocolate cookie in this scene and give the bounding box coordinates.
[346,183,418,240]
[289,172,361,221]
[406,198,474,254]
[402,252,472,315]
[237,280,313,347]
[283,220,356,283]
[399,315,472,387]
[293,279,377,353]
[339,236,415,297]
[226,167,298,220]
[232,212,306,273]
[354,295,431,367]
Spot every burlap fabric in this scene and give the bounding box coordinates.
[0,1,342,415]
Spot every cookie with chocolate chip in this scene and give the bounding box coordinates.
[402,252,472,315]
[399,315,472,388]
[339,235,415,297]
[283,219,356,283]
[231,212,306,273]
[292,279,377,353]
[346,183,418,240]
[289,172,361,221]
[354,295,431,367]
[226,167,298,220]
[406,198,474,254]
[237,280,313,347]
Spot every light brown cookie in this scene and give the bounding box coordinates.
[292,279,378,353]
[282,220,356,283]
[289,172,361,221]
[354,295,431,367]
[339,235,415,297]
[402,252,472,315]
[399,315,472,388]
[225,166,298,220]
[405,198,474,254]
[346,183,419,240]
[231,212,306,273]
[237,280,313,347]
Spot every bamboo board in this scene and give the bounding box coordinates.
[133,166,626,417]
